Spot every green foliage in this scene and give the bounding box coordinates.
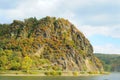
[87,71,93,74]
[44,71,51,76]
[22,56,33,73]
[95,54,120,72]
[39,59,50,65]
[0,49,22,70]
[80,71,85,74]
[72,71,79,76]
[0,55,8,70]
[44,71,62,76]
[87,71,100,74]
[10,60,21,70]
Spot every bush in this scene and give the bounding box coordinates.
[80,71,85,74]
[44,72,50,76]
[50,71,56,75]
[88,71,93,74]
[88,71,99,74]
[72,71,79,76]
[58,71,62,75]
[44,71,62,76]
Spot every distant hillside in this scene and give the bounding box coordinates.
[0,16,103,72]
[95,53,120,72]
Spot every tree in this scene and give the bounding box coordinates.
[22,56,32,73]
[0,55,8,70]
[10,60,21,70]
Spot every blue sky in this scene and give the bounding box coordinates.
[0,0,120,54]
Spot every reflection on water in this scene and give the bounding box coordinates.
[0,72,120,80]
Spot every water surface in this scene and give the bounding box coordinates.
[0,72,119,80]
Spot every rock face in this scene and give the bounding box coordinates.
[0,16,103,72]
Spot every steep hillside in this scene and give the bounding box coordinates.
[95,53,120,72]
[0,16,103,72]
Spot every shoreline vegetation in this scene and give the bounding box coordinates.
[0,70,109,76]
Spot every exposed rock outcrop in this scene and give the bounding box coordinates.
[0,16,103,72]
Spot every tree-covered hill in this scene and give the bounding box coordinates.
[95,53,120,72]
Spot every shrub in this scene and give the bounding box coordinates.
[72,71,79,76]
[44,71,62,76]
[88,71,93,74]
[44,72,50,76]
[80,71,85,74]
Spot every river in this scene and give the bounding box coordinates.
[0,72,119,80]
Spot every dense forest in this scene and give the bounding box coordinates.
[0,16,103,73]
[95,53,120,72]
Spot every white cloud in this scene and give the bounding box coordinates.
[78,25,120,38]
[0,0,63,23]
[90,14,110,22]
[0,0,120,24]
[94,44,120,54]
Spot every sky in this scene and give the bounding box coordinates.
[0,0,120,54]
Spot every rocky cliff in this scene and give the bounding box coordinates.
[0,16,103,72]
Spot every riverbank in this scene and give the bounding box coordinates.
[0,73,102,76]
[0,70,109,76]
